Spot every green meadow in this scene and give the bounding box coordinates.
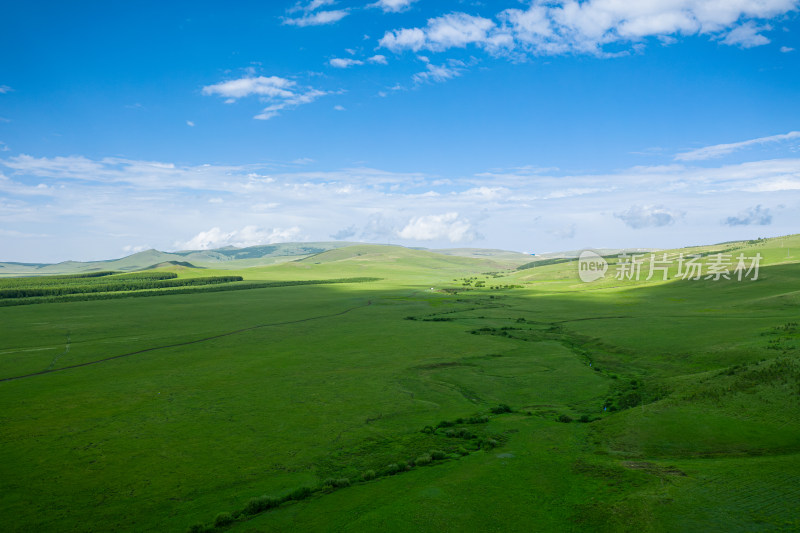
[1,236,799,532]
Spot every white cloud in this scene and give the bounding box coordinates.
[186,120,195,127]
[368,54,388,64]
[780,45,795,52]
[201,75,327,120]
[724,205,772,226]
[675,131,800,161]
[0,85,12,94]
[334,105,346,111]
[201,76,296,99]
[122,244,149,253]
[412,62,465,84]
[254,89,327,120]
[721,22,771,48]
[283,9,348,27]
[329,57,364,68]
[398,212,476,242]
[288,0,335,12]
[615,205,681,229]
[179,226,304,250]
[380,1,798,57]
[381,13,495,52]
[3,147,800,262]
[0,141,8,152]
[370,0,419,13]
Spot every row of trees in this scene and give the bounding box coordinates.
[0,276,242,298]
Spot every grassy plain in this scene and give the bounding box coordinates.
[1,236,799,532]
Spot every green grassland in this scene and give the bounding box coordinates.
[1,236,799,532]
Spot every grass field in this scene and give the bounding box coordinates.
[1,236,799,532]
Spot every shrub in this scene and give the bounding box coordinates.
[334,478,351,488]
[213,512,233,527]
[415,453,433,466]
[557,414,573,423]
[362,469,376,481]
[437,420,454,428]
[285,486,313,502]
[579,414,591,423]
[482,439,498,449]
[421,425,435,434]
[490,404,513,414]
[457,446,469,456]
[430,449,447,460]
[186,523,209,533]
[385,463,400,475]
[398,460,409,471]
[467,415,489,424]
[243,495,277,515]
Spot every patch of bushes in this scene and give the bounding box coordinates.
[362,469,376,481]
[557,414,573,423]
[444,427,476,439]
[285,486,313,502]
[213,512,233,527]
[430,449,447,460]
[243,495,280,515]
[415,453,433,466]
[490,404,513,414]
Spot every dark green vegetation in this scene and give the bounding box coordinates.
[0,271,380,307]
[1,236,799,532]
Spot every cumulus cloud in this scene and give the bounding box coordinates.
[370,0,419,13]
[179,226,304,250]
[615,205,681,229]
[381,13,495,52]
[781,46,795,52]
[368,54,388,64]
[675,131,800,161]
[380,1,797,57]
[201,75,326,120]
[724,205,773,226]
[329,57,364,68]
[397,212,476,242]
[721,22,771,47]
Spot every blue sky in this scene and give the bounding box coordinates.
[1,0,799,262]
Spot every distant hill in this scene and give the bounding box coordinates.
[294,244,519,274]
[0,242,356,277]
[432,248,534,268]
